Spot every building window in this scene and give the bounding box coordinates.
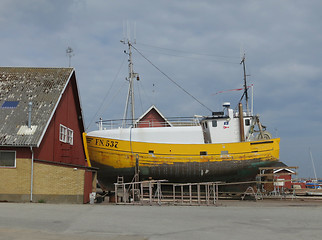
[60,124,73,145]
[67,128,73,145]
[0,151,16,167]
[60,124,67,143]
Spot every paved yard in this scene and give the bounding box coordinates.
[1,200,322,240]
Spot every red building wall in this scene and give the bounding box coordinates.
[34,75,86,166]
[275,173,292,189]
[137,109,169,128]
[84,170,94,203]
[0,147,31,158]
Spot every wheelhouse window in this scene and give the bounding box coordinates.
[0,151,16,167]
[212,120,217,127]
[60,124,73,145]
[245,119,250,126]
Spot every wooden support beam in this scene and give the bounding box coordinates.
[258,172,296,177]
[258,166,298,170]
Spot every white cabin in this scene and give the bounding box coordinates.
[200,103,253,144]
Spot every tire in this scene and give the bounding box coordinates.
[256,131,272,140]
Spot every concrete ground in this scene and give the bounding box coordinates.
[1,199,322,240]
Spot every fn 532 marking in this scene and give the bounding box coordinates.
[95,139,119,148]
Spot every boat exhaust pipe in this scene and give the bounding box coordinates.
[238,103,245,142]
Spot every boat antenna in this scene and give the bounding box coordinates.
[121,24,139,127]
[240,53,249,114]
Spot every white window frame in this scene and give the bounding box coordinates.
[59,124,74,145]
[59,124,68,143]
[67,128,73,145]
[0,150,16,168]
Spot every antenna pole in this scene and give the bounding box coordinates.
[251,84,254,116]
[66,47,74,67]
[134,21,137,44]
[128,42,135,125]
[121,41,136,126]
[121,24,138,127]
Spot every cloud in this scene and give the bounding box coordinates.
[0,0,321,177]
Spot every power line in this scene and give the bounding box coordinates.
[86,55,127,130]
[137,42,240,59]
[132,45,213,113]
[138,48,240,64]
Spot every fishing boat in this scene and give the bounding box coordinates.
[84,40,280,190]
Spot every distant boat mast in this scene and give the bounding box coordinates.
[309,148,318,187]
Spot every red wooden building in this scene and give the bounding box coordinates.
[273,168,296,190]
[259,165,297,193]
[0,67,96,203]
[136,105,171,128]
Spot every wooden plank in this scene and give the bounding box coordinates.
[258,173,296,177]
[258,166,298,170]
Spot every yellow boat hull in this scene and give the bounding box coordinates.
[86,135,280,189]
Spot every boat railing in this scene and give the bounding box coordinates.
[96,117,201,130]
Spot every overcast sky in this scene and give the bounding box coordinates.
[0,0,321,178]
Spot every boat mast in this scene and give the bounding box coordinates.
[240,54,249,115]
[121,39,138,127]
